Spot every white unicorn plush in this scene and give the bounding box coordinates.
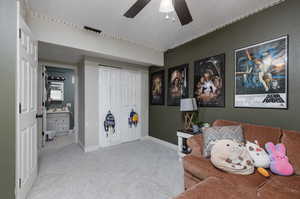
[246,140,270,168]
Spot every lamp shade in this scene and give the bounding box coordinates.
[159,0,174,13]
[180,98,197,112]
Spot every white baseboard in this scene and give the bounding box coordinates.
[84,145,100,152]
[142,136,177,151]
[78,140,85,152]
[78,141,99,153]
[79,136,177,152]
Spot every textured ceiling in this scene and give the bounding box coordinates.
[29,0,284,51]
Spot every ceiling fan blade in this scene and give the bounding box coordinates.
[124,0,151,18]
[174,0,193,26]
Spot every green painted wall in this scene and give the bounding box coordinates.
[0,0,17,198]
[150,0,300,144]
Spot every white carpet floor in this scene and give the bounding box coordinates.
[27,136,184,199]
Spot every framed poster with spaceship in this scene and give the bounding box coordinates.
[150,70,165,105]
[234,36,288,109]
[194,54,225,107]
[167,64,189,106]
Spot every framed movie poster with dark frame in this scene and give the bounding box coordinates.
[194,54,225,107]
[167,64,189,106]
[234,36,288,109]
[150,70,165,105]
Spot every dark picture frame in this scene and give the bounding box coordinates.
[150,70,165,105]
[234,36,288,109]
[167,64,189,106]
[194,54,225,107]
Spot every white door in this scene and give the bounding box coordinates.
[16,6,38,199]
[41,66,47,146]
[98,68,142,147]
[120,70,142,142]
[98,68,122,147]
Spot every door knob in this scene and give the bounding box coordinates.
[36,114,43,118]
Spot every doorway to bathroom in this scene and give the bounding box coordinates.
[37,63,78,150]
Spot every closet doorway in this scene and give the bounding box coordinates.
[98,67,143,147]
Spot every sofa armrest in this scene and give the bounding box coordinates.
[187,135,203,158]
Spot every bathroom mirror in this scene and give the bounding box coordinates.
[49,81,64,101]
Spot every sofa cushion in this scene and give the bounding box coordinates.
[257,176,300,199]
[183,155,266,188]
[212,120,242,127]
[184,172,201,190]
[183,155,221,180]
[202,125,244,157]
[243,123,281,147]
[212,120,282,147]
[174,177,258,199]
[281,130,300,175]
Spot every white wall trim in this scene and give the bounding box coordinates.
[78,140,85,151]
[84,145,100,153]
[169,0,285,49]
[28,12,164,66]
[78,140,100,153]
[142,136,177,151]
[80,136,177,152]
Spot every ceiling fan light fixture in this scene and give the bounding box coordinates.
[159,0,174,13]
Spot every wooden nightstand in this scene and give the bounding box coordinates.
[177,130,196,161]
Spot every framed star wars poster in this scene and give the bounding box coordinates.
[150,70,165,105]
[194,54,225,107]
[167,64,189,106]
[234,36,288,109]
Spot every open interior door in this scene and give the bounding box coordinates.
[16,2,38,198]
[42,65,47,146]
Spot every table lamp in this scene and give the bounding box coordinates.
[180,98,198,131]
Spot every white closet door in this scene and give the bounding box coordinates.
[132,71,142,141]
[98,68,142,147]
[120,70,142,142]
[109,69,122,145]
[98,68,122,147]
[98,68,110,147]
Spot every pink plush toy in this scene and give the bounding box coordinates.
[265,142,294,176]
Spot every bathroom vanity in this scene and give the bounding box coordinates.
[46,110,70,132]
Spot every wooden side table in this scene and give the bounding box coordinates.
[177,130,195,161]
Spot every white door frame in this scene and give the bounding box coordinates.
[38,61,79,145]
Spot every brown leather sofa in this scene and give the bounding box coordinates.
[174,120,300,199]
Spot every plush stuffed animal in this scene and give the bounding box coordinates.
[257,167,270,177]
[265,142,294,176]
[246,140,270,168]
[211,139,254,175]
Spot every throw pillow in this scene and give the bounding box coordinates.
[210,139,254,175]
[202,125,244,158]
[245,140,270,168]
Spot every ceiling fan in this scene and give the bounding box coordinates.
[124,0,193,26]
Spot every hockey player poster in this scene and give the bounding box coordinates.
[234,36,288,109]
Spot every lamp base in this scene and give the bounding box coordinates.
[183,112,195,131]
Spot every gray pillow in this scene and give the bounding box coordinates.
[202,125,244,158]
